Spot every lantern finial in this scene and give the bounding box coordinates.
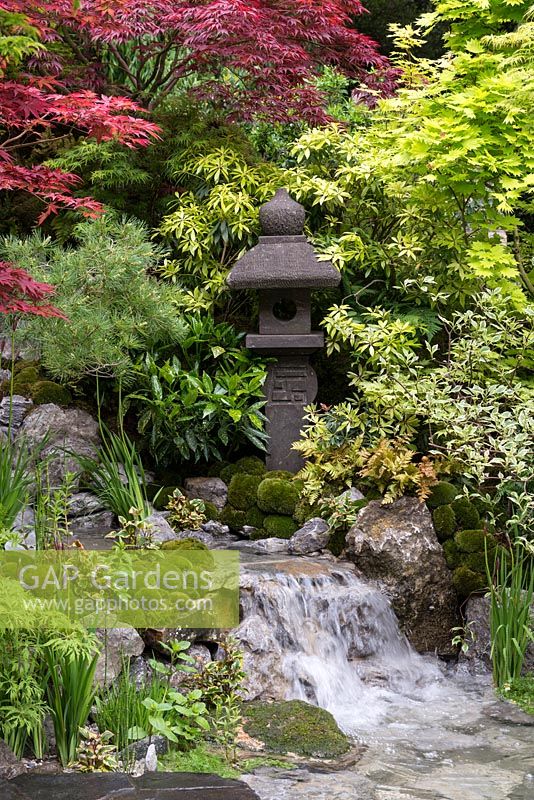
[259,188,305,236]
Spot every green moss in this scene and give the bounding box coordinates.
[207,461,228,478]
[427,481,460,509]
[293,497,322,526]
[264,470,294,481]
[249,528,269,540]
[432,505,456,541]
[244,506,266,529]
[464,551,490,574]
[13,366,40,385]
[227,474,262,511]
[219,505,246,531]
[160,745,239,778]
[219,464,240,485]
[501,676,534,716]
[455,529,489,553]
[161,537,208,551]
[203,501,220,521]
[30,380,72,406]
[443,539,461,569]
[263,515,298,538]
[153,486,179,511]
[451,497,481,530]
[235,456,266,476]
[242,700,350,759]
[257,478,299,515]
[452,565,486,596]
[13,359,39,375]
[328,528,347,557]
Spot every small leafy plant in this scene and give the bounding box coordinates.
[141,688,210,747]
[76,727,118,773]
[165,489,206,531]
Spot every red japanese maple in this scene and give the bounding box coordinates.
[3,0,396,119]
[0,261,65,317]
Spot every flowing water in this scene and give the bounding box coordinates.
[237,555,534,800]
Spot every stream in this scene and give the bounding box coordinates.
[236,555,534,800]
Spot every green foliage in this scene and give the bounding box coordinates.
[242,700,350,759]
[78,422,150,522]
[160,744,239,778]
[94,661,169,753]
[140,688,210,747]
[451,497,481,530]
[34,469,75,550]
[256,478,300,516]
[0,432,33,531]
[262,515,299,539]
[227,474,262,511]
[501,675,534,715]
[1,217,187,382]
[432,505,457,541]
[126,318,268,465]
[358,439,438,504]
[44,643,99,767]
[487,538,534,687]
[30,381,72,407]
[76,728,118,773]
[165,489,207,531]
[190,638,245,710]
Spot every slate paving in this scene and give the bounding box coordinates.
[3,772,259,800]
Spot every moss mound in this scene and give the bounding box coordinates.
[207,461,228,478]
[264,470,294,481]
[235,456,266,476]
[243,700,350,759]
[442,539,461,569]
[244,506,266,529]
[263,515,298,538]
[427,481,459,509]
[293,497,321,526]
[452,565,486,596]
[161,537,208,551]
[30,380,72,406]
[219,464,240,484]
[451,497,481,530]
[203,501,220,521]
[454,529,489,553]
[257,478,299,515]
[227,474,262,511]
[219,505,246,531]
[12,365,40,395]
[432,505,456,541]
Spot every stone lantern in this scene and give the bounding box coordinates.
[227,189,340,472]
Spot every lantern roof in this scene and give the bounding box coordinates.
[226,189,340,290]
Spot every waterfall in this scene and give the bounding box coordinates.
[237,557,449,739]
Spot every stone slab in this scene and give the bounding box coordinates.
[11,772,259,799]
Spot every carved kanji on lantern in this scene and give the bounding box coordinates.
[227,189,340,471]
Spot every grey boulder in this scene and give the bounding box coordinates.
[183,477,228,511]
[288,518,330,555]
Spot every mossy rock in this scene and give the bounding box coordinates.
[13,365,40,384]
[249,528,269,540]
[427,481,459,509]
[264,470,294,481]
[153,486,179,511]
[328,528,347,557]
[242,700,350,759]
[442,539,461,570]
[257,478,299,516]
[220,464,241,485]
[451,497,481,530]
[235,456,266,476]
[432,505,456,541]
[454,529,490,553]
[452,565,486,596]
[30,380,72,406]
[263,515,298,539]
[13,359,40,375]
[161,537,208,551]
[219,505,246,531]
[244,506,266,529]
[227,474,262,511]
